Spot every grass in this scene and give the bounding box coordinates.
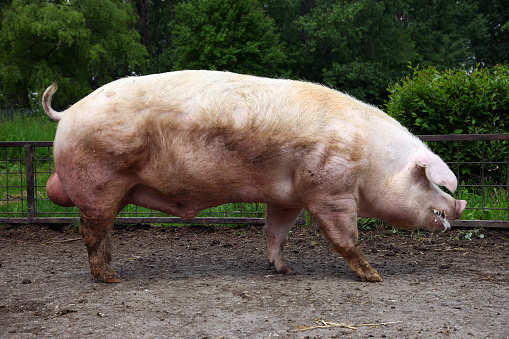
[1,109,508,225]
[456,184,508,220]
[1,111,57,141]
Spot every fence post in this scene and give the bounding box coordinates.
[481,141,485,220]
[24,144,35,222]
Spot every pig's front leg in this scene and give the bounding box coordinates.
[79,216,121,283]
[264,204,303,274]
[309,200,383,282]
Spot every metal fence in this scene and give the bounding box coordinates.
[1,135,508,228]
[418,134,509,228]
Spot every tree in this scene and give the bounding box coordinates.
[74,0,148,86]
[263,0,417,105]
[167,0,286,77]
[0,0,88,108]
[472,0,509,67]
[404,0,488,70]
[0,0,147,109]
[131,0,178,73]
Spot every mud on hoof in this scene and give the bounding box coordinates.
[355,265,383,283]
[268,262,292,275]
[90,263,121,283]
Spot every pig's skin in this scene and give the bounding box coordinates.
[43,70,466,283]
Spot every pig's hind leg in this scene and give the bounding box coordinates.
[308,200,383,282]
[73,178,129,283]
[79,215,122,283]
[264,205,303,274]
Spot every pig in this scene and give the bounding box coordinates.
[42,70,466,283]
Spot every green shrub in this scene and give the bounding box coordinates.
[385,65,508,135]
[384,65,509,184]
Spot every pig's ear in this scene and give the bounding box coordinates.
[416,155,458,193]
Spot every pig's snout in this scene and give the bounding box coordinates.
[453,199,467,220]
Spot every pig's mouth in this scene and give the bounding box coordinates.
[432,209,450,231]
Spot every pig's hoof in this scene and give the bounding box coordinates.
[91,264,122,283]
[364,272,383,282]
[276,266,292,275]
[268,262,291,274]
[102,273,122,283]
[356,267,383,282]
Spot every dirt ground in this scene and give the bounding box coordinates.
[0,223,508,339]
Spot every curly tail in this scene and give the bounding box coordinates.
[42,82,64,121]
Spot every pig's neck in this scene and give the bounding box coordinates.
[357,116,422,219]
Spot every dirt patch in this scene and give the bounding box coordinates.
[0,223,508,338]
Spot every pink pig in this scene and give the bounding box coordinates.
[43,71,466,283]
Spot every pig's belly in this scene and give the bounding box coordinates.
[123,184,290,220]
[124,189,200,220]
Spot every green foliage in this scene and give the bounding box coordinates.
[0,111,57,167]
[386,65,508,135]
[0,0,147,109]
[357,218,384,231]
[302,0,416,104]
[75,0,148,85]
[456,185,508,221]
[264,0,416,105]
[263,0,509,104]
[131,0,177,74]
[405,0,487,70]
[473,0,509,67]
[453,228,485,240]
[168,0,286,77]
[0,0,88,108]
[2,1,509,109]
[0,111,57,141]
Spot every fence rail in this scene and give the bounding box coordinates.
[1,134,508,228]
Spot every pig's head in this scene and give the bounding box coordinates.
[375,151,467,232]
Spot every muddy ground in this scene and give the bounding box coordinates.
[0,223,508,338]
